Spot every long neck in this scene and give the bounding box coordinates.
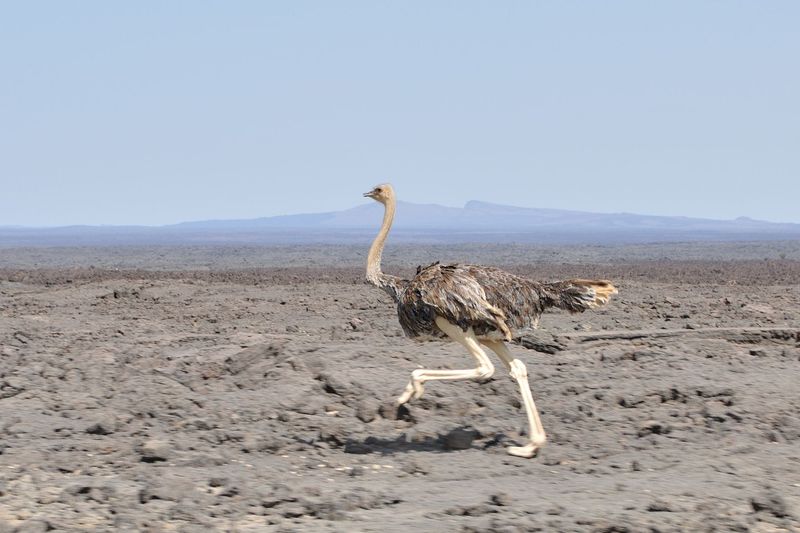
[366,197,396,287]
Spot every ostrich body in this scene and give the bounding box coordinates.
[364,184,617,458]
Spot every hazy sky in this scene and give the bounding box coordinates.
[2,2,798,226]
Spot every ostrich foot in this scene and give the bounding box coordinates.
[507,443,540,458]
[396,381,424,405]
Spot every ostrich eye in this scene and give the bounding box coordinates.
[376,188,382,193]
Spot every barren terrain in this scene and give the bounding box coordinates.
[1,244,799,532]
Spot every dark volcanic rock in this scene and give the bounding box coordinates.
[138,439,172,463]
[637,420,671,437]
[225,343,282,375]
[139,479,194,504]
[208,476,228,487]
[647,499,674,512]
[379,401,412,421]
[751,491,793,518]
[444,503,495,517]
[13,519,53,533]
[61,482,116,504]
[355,399,380,423]
[443,427,478,450]
[85,416,116,435]
[317,372,350,396]
[516,333,566,354]
[489,492,512,507]
[241,431,289,454]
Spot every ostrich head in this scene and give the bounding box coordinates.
[363,183,395,204]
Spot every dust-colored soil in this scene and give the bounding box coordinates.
[1,245,799,532]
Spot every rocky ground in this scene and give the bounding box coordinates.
[1,244,799,532]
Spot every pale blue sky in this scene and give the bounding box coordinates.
[1,2,798,226]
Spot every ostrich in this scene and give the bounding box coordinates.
[363,183,617,458]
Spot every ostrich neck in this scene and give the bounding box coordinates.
[366,197,396,287]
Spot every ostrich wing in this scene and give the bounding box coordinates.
[398,263,545,340]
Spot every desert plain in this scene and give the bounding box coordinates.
[1,242,799,532]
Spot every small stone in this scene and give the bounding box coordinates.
[751,492,792,518]
[179,453,226,467]
[281,504,306,518]
[490,492,512,506]
[138,439,171,463]
[242,433,286,453]
[541,453,563,466]
[356,400,379,423]
[317,372,348,396]
[317,424,346,447]
[13,519,52,533]
[0,380,24,400]
[443,427,478,451]
[379,401,411,421]
[637,420,671,437]
[545,504,565,515]
[85,418,115,435]
[617,394,645,408]
[138,480,193,503]
[401,459,428,475]
[445,504,493,517]
[219,485,239,497]
[186,418,214,430]
[703,404,727,423]
[400,461,416,474]
[726,411,743,422]
[168,509,211,526]
[60,484,91,502]
[516,333,566,354]
[294,398,324,415]
[647,499,674,512]
[12,331,32,345]
[349,466,366,477]
[261,484,294,509]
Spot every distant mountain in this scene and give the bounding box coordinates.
[3,201,800,246]
[172,200,800,233]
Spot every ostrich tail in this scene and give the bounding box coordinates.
[541,279,618,313]
[578,279,618,307]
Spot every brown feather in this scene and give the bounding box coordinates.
[396,263,617,342]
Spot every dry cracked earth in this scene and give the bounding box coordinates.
[1,244,799,532]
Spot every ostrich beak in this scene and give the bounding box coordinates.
[363,190,376,198]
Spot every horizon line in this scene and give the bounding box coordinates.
[1,199,797,229]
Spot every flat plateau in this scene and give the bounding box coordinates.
[1,244,799,531]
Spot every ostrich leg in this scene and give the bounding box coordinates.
[396,316,495,405]
[481,340,547,458]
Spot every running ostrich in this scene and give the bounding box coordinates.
[363,183,617,458]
